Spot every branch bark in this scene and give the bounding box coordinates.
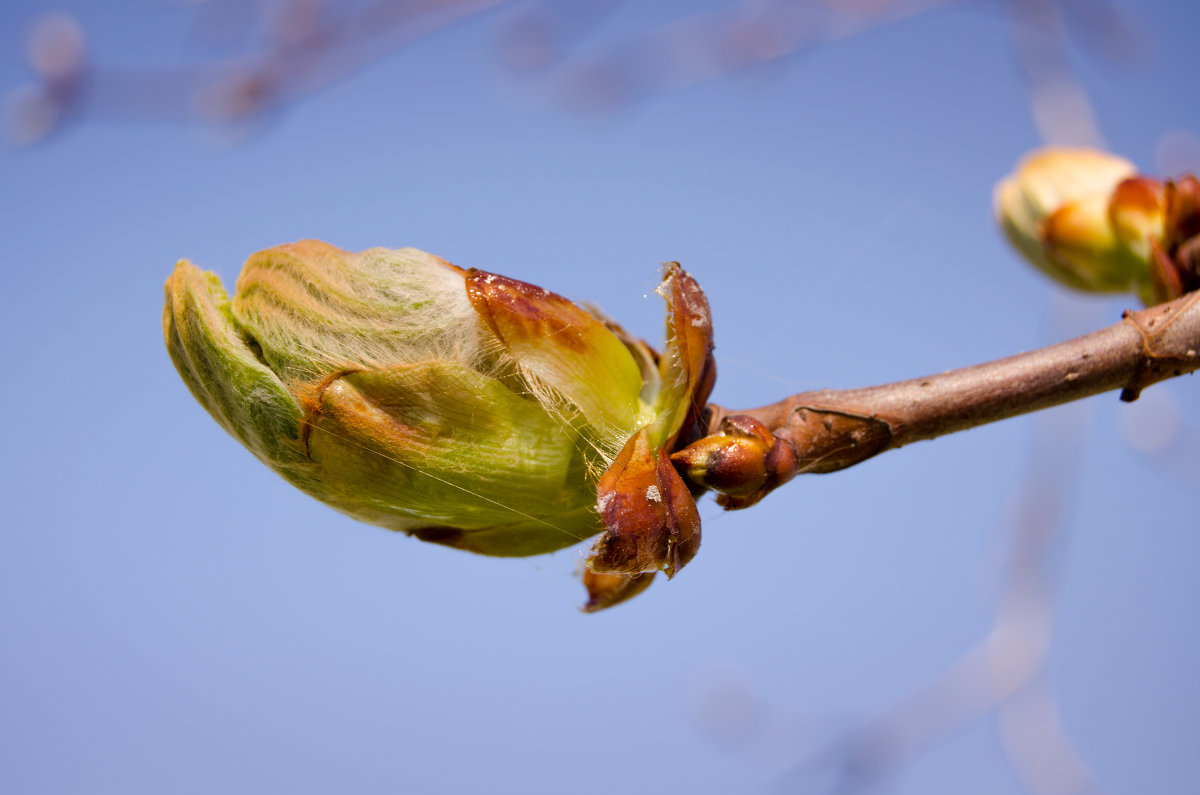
[702,291,1200,488]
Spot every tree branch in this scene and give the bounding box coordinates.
[703,291,1200,489]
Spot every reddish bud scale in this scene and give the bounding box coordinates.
[582,262,715,605]
[590,429,701,578]
[581,570,656,613]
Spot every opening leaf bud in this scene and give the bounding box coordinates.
[164,241,717,609]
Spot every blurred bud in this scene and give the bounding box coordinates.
[6,13,88,145]
[1107,176,1165,263]
[996,147,1165,297]
[26,13,87,84]
[164,241,715,609]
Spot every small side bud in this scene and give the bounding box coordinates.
[670,414,802,511]
[671,415,775,498]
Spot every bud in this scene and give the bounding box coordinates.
[671,414,775,498]
[587,263,715,581]
[995,147,1166,299]
[164,241,715,608]
[671,413,804,510]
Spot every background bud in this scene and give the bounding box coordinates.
[995,147,1164,297]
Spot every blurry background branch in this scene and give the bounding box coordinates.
[4,0,1143,145]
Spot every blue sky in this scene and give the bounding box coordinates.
[2,2,1198,793]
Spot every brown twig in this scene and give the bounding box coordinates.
[700,291,1200,494]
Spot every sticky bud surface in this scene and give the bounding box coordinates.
[164,241,716,609]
